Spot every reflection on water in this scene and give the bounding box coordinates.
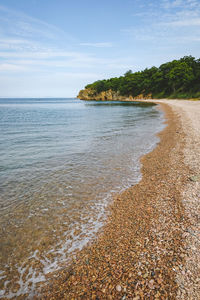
[0,98,164,298]
[85,100,156,107]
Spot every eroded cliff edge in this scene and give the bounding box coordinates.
[77,88,152,101]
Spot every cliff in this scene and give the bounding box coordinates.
[77,88,152,101]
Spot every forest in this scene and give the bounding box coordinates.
[85,56,200,99]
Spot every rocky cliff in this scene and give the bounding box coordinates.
[77,88,152,101]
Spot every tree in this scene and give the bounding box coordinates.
[124,70,133,77]
[83,56,200,99]
[167,62,194,93]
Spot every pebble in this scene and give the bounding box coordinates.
[143,273,148,278]
[116,284,122,292]
[189,175,200,182]
[148,279,155,289]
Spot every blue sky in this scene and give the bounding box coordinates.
[0,0,200,97]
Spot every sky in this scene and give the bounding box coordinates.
[0,0,200,98]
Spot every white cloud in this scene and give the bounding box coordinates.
[0,4,74,42]
[80,42,113,48]
[0,37,42,51]
[161,0,200,9]
[161,0,184,9]
[0,50,133,75]
[123,0,200,46]
[164,18,200,26]
[0,63,27,72]
[0,50,93,60]
[0,5,117,77]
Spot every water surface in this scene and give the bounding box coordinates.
[0,98,164,298]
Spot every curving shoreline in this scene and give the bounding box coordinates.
[146,99,200,300]
[42,100,199,299]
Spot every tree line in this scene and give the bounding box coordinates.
[85,56,200,99]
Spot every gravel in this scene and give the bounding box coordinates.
[41,100,200,300]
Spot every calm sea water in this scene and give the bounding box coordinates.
[0,98,164,298]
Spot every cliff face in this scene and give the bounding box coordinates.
[77,88,130,101]
[77,88,151,101]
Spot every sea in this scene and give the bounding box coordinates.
[0,98,165,298]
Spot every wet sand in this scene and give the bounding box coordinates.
[41,101,199,299]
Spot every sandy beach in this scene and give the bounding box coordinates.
[41,100,200,300]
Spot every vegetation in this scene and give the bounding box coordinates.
[85,56,200,99]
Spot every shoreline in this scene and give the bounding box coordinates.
[42,101,199,299]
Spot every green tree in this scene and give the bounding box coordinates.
[83,56,200,99]
[124,70,133,77]
[167,62,194,93]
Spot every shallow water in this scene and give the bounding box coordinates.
[0,98,164,298]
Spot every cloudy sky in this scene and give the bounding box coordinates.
[0,0,200,97]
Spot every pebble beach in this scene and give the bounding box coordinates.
[41,100,200,300]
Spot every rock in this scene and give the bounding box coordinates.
[116,284,122,292]
[189,175,200,182]
[143,273,148,278]
[77,88,127,101]
[148,279,155,289]
[155,291,161,298]
[157,277,163,284]
[77,88,152,101]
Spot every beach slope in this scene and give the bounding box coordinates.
[42,100,200,300]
